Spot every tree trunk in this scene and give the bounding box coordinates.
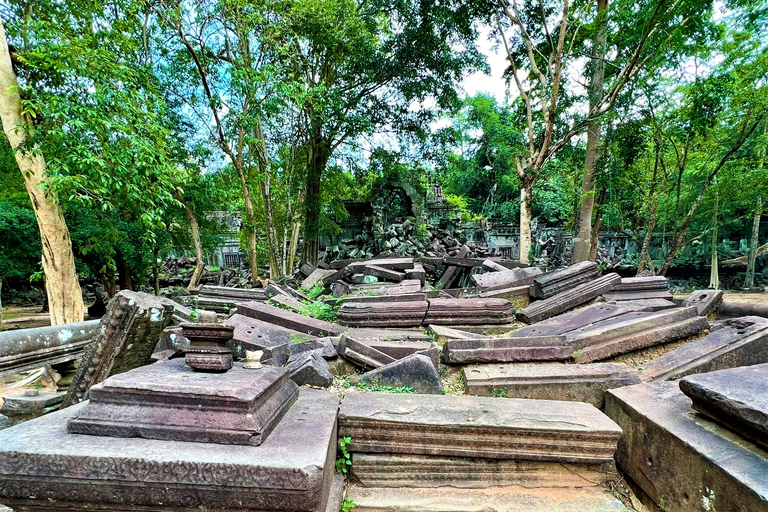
[519,179,533,264]
[233,161,259,283]
[101,273,117,298]
[0,277,3,330]
[637,197,660,275]
[116,253,132,291]
[588,188,606,262]
[303,123,329,266]
[0,24,83,325]
[745,197,762,288]
[260,175,281,278]
[177,191,205,290]
[573,0,608,262]
[288,219,301,275]
[709,191,719,289]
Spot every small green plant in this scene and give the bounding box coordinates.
[300,300,338,322]
[356,379,415,394]
[491,386,508,398]
[290,333,310,344]
[304,282,326,300]
[336,437,352,474]
[340,498,357,511]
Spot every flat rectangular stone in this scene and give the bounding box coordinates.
[362,339,439,368]
[478,284,530,307]
[639,316,768,382]
[601,290,674,301]
[442,336,572,364]
[425,298,515,325]
[0,389,339,512]
[679,364,768,449]
[337,300,428,327]
[301,268,335,290]
[614,276,669,291]
[600,298,677,311]
[337,335,397,369]
[179,295,241,313]
[0,391,64,416]
[471,267,542,290]
[605,382,768,512]
[68,359,299,446]
[682,289,724,316]
[530,262,600,299]
[227,314,318,364]
[199,285,267,301]
[519,273,621,324]
[437,245,469,289]
[482,259,509,272]
[464,363,640,407]
[338,392,622,463]
[238,301,346,336]
[427,324,486,341]
[345,328,431,342]
[351,453,617,488]
[510,304,641,338]
[404,263,426,284]
[347,263,405,282]
[269,294,307,313]
[348,279,423,296]
[338,292,427,304]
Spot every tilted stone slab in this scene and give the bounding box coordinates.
[346,263,405,282]
[359,354,443,394]
[518,273,621,324]
[227,314,318,365]
[301,268,335,290]
[442,336,572,364]
[0,390,63,417]
[351,453,617,489]
[679,364,768,450]
[530,262,599,299]
[339,292,427,304]
[510,304,641,338]
[286,351,334,388]
[437,245,469,289]
[482,259,509,272]
[63,291,176,407]
[464,362,640,407]
[601,289,674,302]
[238,301,346,336]
[199,285,267,301]
[337,300,428,327]
[427,324,487,342]
[337,335,397,369]
[348,279,423,296]
[404,263,426,284]
[0,320,99,378]
[614,275,669,292]
[362,339,439,368]
[0,389,339,512]
[68,359,299,445]
[425,298,515,325]
[639,316,768,382]
[338,392,622,464]
[471,267,542,290]
[345,327,431,342]
[605,382,768,512]
[599,298,677,311]
[682,289,724,317]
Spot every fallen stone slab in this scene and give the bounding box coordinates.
[0,389,339,512]
[614,275,669,292]
[519,273,621,324]
[337,300,428,327]
[286,351,334,388]
[301,268,335,290]
[605,381,768,512]
[268,293,307,313]
[338,392,622,463]
[358,354,443,394]
[360,339,439,368]
[478,284,530,307]
[151,326,188,361]
[337,335,397,369]
[199,285,267,301]
[345,484,628,512]
[427,324,487,342]
[601,289,674,302]
[682,289,724,317]
[346,263,405,282]
[0,390,63,417]
[62,291,176,408]
[481,259,509,272]
[338,292,427,304]
[442,336,572,364]
[717,301,768,319]
[404,263,426,284]
[68,359,299,445]
[425,297,515,325]
[227,314,319,365]
[0,320,99,378]
[679,364,768,449]
[471,267,543,290]
[529,261,600,300]
[463,362,640,407]
[350,453,617,489]
[179,295,241,313]
[345,328,432,342]
[238,301,346,336]
[348,279,423,296]
[638,316,768,382]
[437,245,469,289]
[510,303,640,338]
[599,298,677,311]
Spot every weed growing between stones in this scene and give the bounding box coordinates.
[336,436,352,474]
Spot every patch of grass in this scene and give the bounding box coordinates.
[299,300,338,322]
[290,333,310,344]
[303,282,326,300]
[336,436,352,474]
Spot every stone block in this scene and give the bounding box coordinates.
[442,336,572,364]
[519,273,621,324]
[199,285,267,301]
[350,453,617,488]
[679,364,768,449]
[338,392,622,463]
[301,268,335,290]
[337,335,397,369]
[286,351,334,388]
[471,267,542,290]
[682,289,724,317]
[227,314,318,365]
[529,261,600,299]
[425,297,515,325]
[0,390,63,417]
[67,358,298,446]
[337,300,429,327]
[0,390,339,512]
[463,362,640,407]
[237,301,346,336]
[361,339,439,368]
[605,382,768,512]
[358,354,443,394]
[601,290,674,302]
[510,303,641,338]
[639,316,768,382]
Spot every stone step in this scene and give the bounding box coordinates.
[345,485,628,512]
[338,392,622,464]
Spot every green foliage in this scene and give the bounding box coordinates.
[355,379,415,394]
[299,300,338,323]
[303,282,326,300]
[491,387,508,398]
[335,437,352,474]
[0,201,41,282]
[340,498,357,512]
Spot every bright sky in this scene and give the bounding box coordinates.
[460,26,510,103]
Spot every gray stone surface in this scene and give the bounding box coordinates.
[425,298,515,325]
[442,335,572,364]
[67,358,298,446]
[638,316,768,382]
[0,390,63,416]
[519,273,621,323]
[682,289,724,317]
[605,381,768,512]
[345,484,628,512]
[351,453,617,488]
[510,304,641,338]
[227,313,318,365]
[361,339,439,368]
[339,392,622,463]
[237,301,346,336]
[359,354,443,394]
[286,351,334,388]
[464,362,640,407]
[0,389,339,512]
[679,364,768,449]
[337,335,397,369]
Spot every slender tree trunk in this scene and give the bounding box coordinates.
[573,0,608,262]
[303,122,329,266]
[745,197,762,288]
[0,24,83,325]
[588,188,606,262]
[519,178,533,264]
[176,191,205,290]
[288,218,301,274]
[636,201,659,275]
[152,248,161,296]
[116,253,132,291]
[233,161,259,283]
[709,191,719,289]
[101,273,117,298]
[0,277,3,330]
[260,175,281,278]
